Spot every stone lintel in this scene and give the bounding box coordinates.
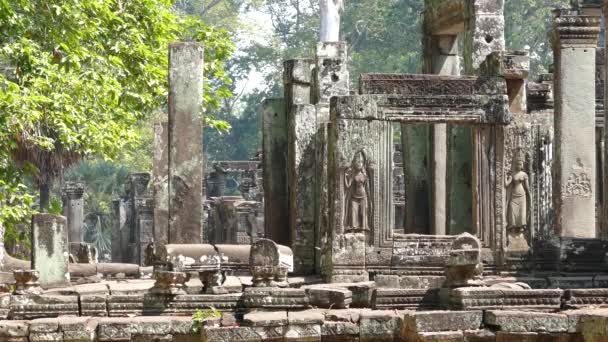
[61,181,85,200]
[359,73,506,96]
[423,0,465,35]
[553,10,601,48]
[330,94,511,125]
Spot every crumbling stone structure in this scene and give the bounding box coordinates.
[7,0,608,340]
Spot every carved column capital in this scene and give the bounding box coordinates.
[61,181,85,200]
[125,172,151,197]
[553,10,601,47]
[134,197,154,216]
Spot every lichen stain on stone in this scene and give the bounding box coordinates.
[170,175,190,212]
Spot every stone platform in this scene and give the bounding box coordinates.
[3,308,608,341]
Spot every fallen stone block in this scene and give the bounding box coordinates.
[359,310,402,342]
[28,331,63,342]
[417,331,464,342]
[80,295,107,317]
[403,311,482,333]
[372,288,440,310]
[485,310,568,333]
[242,311,288,327]
[0,321,29,337]
[495,332,539,342]
[60,317,98,342]
[564,289,608,309]
[548,277,594,289]
[400,276,446,289]
[9,295,79,320]
[321,321,359,342]
[463,329,496,342]
[307,287,352,309]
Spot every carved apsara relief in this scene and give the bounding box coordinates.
[505,151,531,251]
[343,151,372,232]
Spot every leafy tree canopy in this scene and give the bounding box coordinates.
[0,0,235,227]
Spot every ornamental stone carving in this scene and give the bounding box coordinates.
[344,151,371,232]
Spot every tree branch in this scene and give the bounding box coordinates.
[201,0,224,16]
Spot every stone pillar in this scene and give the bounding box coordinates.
[168,42,204,244]
[285,58,314,274]
[61,181,85,244]
[153,122,169,250]
[604,1,608,239]
[31,214,69,288]
[553,9,600,238]
[135,197,154,266]
[422,34,460,236]
[463,0,506,74]
[464,0,505,240]
[111,198,129,263]
[314,42,349,274]
[125,173,150,264]
[262,98,289,245]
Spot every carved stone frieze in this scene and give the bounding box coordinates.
[553,10,601,47]
[563,171,593,198]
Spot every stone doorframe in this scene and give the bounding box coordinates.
[323,72,512,282]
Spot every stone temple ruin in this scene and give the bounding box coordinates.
[6,0,608,341]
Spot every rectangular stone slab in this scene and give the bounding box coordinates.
[31,214,69,288]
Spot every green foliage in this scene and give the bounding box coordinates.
[0,0,235,231]
[64,158,132,261]
[505,0,570,77]
[47,197,62,216]
[191,306,221,333]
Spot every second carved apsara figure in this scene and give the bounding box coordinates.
[506,156,530,229]
[344,152,369,231]
[505,154,530,251]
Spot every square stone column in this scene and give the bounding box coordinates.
[61,181,85,244]
[152,122,169,250]
[553,9,600,238]
[111,198,129,263]
[135,197,154,265]
[421,34,461,236]
[168,42,204,244]
[31,214,69,288]
[284,58,314,274]
[262,98,289,246]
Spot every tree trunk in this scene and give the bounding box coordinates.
[39,183,50,212]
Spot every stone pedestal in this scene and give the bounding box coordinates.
[168,42,204,244]
[150,270,188,295]
[31,214,70,288]
[553,10,600,238]
[13,270,42,295]
[61,181,85,244]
